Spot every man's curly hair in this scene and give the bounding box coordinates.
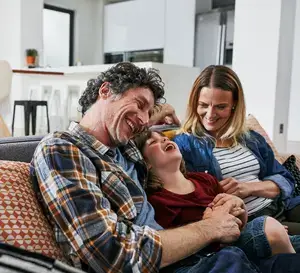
[79,62,165,115]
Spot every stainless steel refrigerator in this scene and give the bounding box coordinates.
[194,9,234,70]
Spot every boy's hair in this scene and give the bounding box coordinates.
[134,129,186,194]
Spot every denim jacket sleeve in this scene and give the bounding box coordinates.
[249,131,295,203]
[173,133,211,173]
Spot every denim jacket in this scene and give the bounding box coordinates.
[173,130,300,210]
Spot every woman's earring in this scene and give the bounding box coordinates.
[232,106,235,112]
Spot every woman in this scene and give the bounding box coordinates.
[134,130,298,272]
[173,65,300,234]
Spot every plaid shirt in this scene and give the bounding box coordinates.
[30,122,162,273]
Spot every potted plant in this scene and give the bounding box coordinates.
[26,49,38,67]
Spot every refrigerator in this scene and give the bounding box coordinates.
[194,9,234,70]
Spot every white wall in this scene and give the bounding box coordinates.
[0,0,43,68]
[21,0,44,64]
[164,0,196,67]
[0,0,44,134]
[43,8,70,67]
[233,0,297,153]
[104,0,165,52]
[44,0,105,65]
[233,0,282,141]
[272,0,296,152]
[288,0,300,143]
[0,0,22,68]
[153,63,200,121]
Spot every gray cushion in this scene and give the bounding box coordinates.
[0,135,43,163]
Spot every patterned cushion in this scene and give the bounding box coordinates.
[283,155,300,197]
[246,114,282,163]
[0,160,66,261]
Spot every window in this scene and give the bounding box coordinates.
[43,5,74,67]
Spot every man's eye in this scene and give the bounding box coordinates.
[138,101,144,109]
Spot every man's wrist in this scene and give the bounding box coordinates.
[193,219,219,243]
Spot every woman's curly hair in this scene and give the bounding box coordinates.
[79,62,165,115]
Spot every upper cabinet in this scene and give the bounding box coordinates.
[104,0,165,53]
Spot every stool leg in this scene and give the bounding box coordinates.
[31,103,37,135]
[11,102,17,136]
[24,102,31,136]
[45,103,50,133]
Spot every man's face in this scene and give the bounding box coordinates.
[102,87,155,146]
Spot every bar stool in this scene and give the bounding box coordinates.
[58,82,86,130]
[11,100,50,136]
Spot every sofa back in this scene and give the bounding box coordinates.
[0,135,43,162]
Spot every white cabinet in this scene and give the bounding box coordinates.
[104,0,165,53]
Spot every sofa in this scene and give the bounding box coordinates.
[0,135,67,261]
[0,115,299,264]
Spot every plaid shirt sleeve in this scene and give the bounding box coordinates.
[32,136,162,273]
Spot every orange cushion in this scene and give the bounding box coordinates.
[0,160,66,261]
[162,130,178,139]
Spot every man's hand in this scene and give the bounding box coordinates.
[208,193,248,229]
[149,103,181,126]
[202,206,242,244]
[219,177,251,199]
[208,193,245,209]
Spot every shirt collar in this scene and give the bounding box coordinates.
[67,122,142,162]
[68,121,111,156]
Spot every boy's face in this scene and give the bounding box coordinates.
[142,132,182,169]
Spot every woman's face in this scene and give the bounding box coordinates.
[197,87,234,137]
[142,132,182,169]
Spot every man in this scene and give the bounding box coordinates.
[31,62,259,272]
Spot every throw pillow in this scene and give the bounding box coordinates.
[283,155,300,197]
[0,160,66,261]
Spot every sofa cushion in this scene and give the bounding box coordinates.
[0,160,66,261]
[246,114,282,163]
[0,135,43,163]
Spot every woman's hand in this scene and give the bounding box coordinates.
[149,103,181,126]
[219,177,252,199]
[220,177,280,199]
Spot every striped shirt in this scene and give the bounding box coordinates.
[213,144,273,215]
[30,122,162,273]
